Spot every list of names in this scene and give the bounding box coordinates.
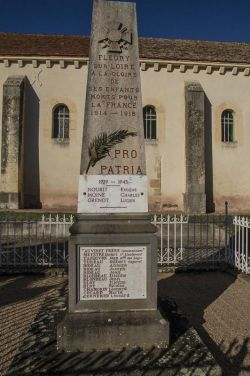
[78,175,148,213]
[79,246,147,300]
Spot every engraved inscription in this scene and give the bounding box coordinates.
[88,53,139,120]
[79,246,147,300]
[78,175,148,213]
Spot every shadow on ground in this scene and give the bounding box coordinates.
[1,272,249,376]
[0,274,58,308]
[158,271,250,376]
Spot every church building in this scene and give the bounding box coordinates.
[0,32,249,213]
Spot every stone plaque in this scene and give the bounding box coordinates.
[77,174,148,213]
[78,0,147,214]
[79,246,147,300]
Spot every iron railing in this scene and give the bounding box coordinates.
[233,216,250,274]
[151,213,234,268]
[0,212,249,274]
[0,214,73,267]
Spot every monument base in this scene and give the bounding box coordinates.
[58,310,169,352]
[57,214,169,352]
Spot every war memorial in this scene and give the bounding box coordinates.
[1,1,249,375]
[57,0,169,352]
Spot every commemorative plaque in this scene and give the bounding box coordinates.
[78,175,147,213]
[79,246,147,300]
[57,0,169,352]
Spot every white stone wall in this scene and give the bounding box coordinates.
[141,63,250,213]
[0,57,250,212]
[0,59,88,209]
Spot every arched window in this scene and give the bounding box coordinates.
[143,105,157,140]
[52,105,69,139]
[221,110,234,142]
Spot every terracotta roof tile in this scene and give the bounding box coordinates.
[0,32,89,57]
[0,32,250,65]
[139,37,250,64]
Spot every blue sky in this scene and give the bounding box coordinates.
[0,0,250,42]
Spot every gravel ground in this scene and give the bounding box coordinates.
[0,275,67,376]
[0,271,249,375]
[158,271,250,376]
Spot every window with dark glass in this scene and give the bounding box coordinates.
[221,110,234,142]
[52,105,69,139]
[143,106,157,140]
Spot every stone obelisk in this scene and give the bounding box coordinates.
[57,0,169,352]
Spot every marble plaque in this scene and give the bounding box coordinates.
[79,246,147,300]
[77,174,148,213]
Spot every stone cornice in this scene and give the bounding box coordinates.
[0,56,250,75]
[139,60,250,76]
[0,56,88,69]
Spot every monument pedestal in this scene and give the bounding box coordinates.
[58,310,168,352]
[57,214,169,352]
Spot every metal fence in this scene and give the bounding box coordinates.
[0,212,249,274]
[0,214,73,267]
[152,214,234,268]
[233,216,250,274]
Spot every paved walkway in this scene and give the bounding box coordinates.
[158,271,250,376]
[0,271,249,375]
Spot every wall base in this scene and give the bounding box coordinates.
[0,192,20,209]
[184,192,206,213]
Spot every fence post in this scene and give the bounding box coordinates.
[225,201,228,261]
[234,216,237,268]
[246,218,249,274]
